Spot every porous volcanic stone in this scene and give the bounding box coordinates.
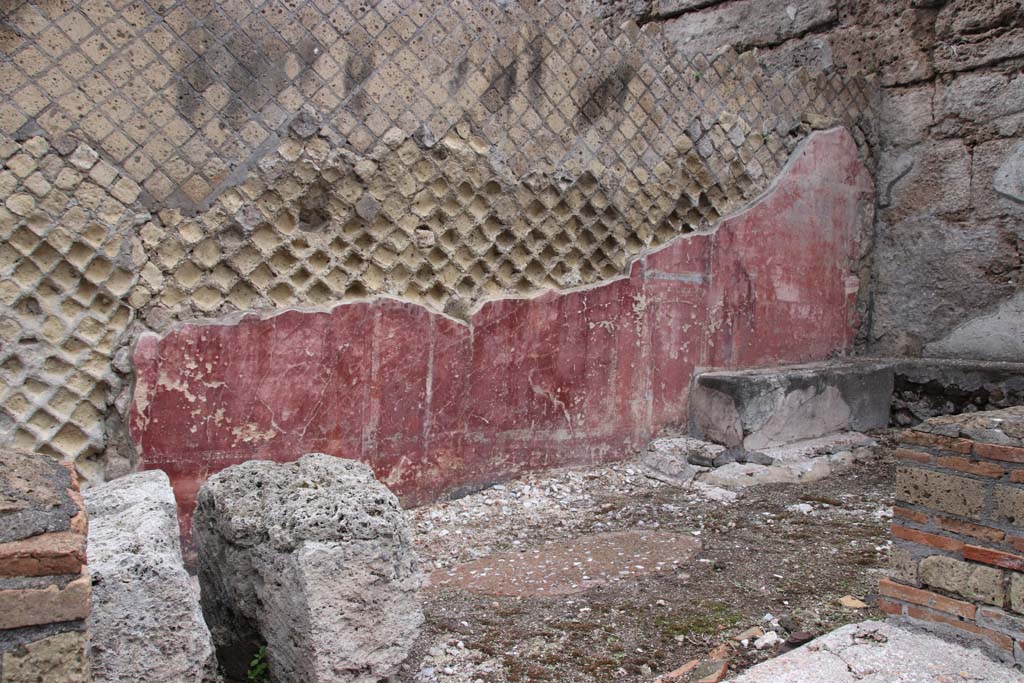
[194,454,423,683]
[85,470,220,683]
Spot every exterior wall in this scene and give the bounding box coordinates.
[882,406,1024,665]
[0,0,876,484]
[131,128,871,544]
[0,448,91,683]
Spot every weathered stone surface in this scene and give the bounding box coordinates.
[919,555,1005,607]
[640,438,705,485]
[871,216,1020,355]
[0,0,877,485]
[924,290,1024,361]
[662,0,838,55]
[889,545,919,584]
[829,4,936,87]
[194,454,423,683]
[0,449,82,544]
[695,449,856,489]
[84,470,220,683]
[689,361,893,450]
[651,0,721,16]
[910,404,1024,445]
[880,139,971,217]
[994,140,1024,205]
[1012,572,1023,614]
[993,484,1024,526]
[933,0,1024,73]
[0,630,90,683]
[935,71,1024,128]
[727,620,1024,682]
[879,85,935,148]
[895,466,986,519]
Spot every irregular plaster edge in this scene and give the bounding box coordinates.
[131,125,868,344]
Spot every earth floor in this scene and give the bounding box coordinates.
[398,431,899,683]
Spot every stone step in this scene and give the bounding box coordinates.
[688,360,895,449]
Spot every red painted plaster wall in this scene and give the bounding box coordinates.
[130,128,872,542]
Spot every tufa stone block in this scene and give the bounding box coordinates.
[919,555,1005,607]
[895,466,986,519]
[1,630,90,683]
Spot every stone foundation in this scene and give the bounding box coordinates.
[881,406,1024,665]
[0,448,91,683]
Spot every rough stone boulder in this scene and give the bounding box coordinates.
[193,453,423,683]
[84,470,220,683]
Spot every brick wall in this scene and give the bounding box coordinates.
[0,448,90,682]
[882,406,1024,665]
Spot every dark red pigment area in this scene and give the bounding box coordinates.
[130,129,871,547]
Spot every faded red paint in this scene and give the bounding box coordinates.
[130,129,872,544]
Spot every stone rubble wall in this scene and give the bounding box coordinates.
[0,0,875,483]
[0,447,91,683]
[882,406,1024,665]
[610,0,1024,358]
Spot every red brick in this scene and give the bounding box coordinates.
[893,507,930,524]
[877,597,904,615]
[1011,470,1024,484]
[936,516,1006,544]
[879,578,977,619]
[935,456,1006,478]
[0,531,86,577]
[903,431,973,454]
[962,545,1024,572]
[892,525,965,554]
[973,442,1024,464]
[1009,536,1024,553]
[895,448,932,464]
[0,572,92,630]
[661,658,730,683]
[906,605,1014,652]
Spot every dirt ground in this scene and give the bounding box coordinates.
[399,432,898,683]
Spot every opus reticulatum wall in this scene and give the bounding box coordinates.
[2,0,876,517]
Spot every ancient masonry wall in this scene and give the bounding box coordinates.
[131,128,872,543]
[0,0,876,486]
[0,448,91,682]
[625,0,1024,361]
[882,406,1024,665]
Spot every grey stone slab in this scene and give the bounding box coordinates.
[727,620,1024,682]
[689,360,893,449]
[661,0,837,55]
[85,470,220,683]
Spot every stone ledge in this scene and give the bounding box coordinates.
[689,359,894,449]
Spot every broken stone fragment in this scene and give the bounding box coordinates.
[641,438,702,485]
[837,595,868,609]
[194,453,424,683]
[289,109,320,139]
[753,630,781,650]
[85,470,220,683]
